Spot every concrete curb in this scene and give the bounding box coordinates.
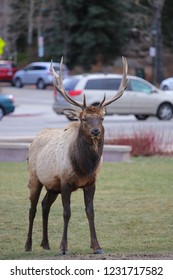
[0,136,34,143]
[103,144,132,162]
[0,142,30,162]
[0,137,132,163]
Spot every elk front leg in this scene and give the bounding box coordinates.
[83,183,103,254]
[41,190,58,250]
[60,184,72,255]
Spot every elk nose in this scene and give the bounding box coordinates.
[91,128,101,137]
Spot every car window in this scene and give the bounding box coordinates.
[24,65,46,71]
[85,78,121,90]
[63,77,80,90]
[32,66,46,70]
[129,79,152,93]
[85,79,103,90]
[103,78,121,90]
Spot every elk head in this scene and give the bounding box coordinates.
[50,57,128,141]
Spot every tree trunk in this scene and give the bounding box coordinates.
[150,0,165,84]
[27,0,34,46]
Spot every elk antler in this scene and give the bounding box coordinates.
[99,56,128,108]
[50,57,86,109]
[50,56,128,110]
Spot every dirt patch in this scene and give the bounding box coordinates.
[38,253,173,260]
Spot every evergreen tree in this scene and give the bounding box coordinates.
[43,0,125,70]
[162,0,173,49]
[65,0,124,70]
[8,0,172,74]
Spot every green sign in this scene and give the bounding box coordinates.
[0,38,6,55]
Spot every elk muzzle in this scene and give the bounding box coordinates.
[91,128,101,137]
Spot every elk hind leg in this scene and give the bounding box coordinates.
[41,190,58,250]
[25,178,43,251]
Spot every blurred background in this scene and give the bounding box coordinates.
[0,0,172,85]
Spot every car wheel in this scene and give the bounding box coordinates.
[135,114,149,120]
[66,116,78,121]
[36,79,46,89]
[63,109,78,121]
[0,107,4,120]
[91,102,109,115]
[14,78,23,88]
[157,103,173,120]
[162,85,169,90]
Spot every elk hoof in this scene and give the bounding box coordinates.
[60,250,68,255]
[40,240,50,250]
[25,240,32,251]
[41,244,50,250]
[94,249,104,254]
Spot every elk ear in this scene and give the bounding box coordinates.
[63,109,80,120]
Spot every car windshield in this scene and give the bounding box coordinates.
[0,64,10,68]
[53,66,59,72]
[63,77,80,90]
[53,65,67,72]
[24,65,33,70]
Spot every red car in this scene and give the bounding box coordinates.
[0,60,18,84]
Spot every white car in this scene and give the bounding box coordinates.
[160,77,173,91]
[53,73,173,120]
[13,62,69,89]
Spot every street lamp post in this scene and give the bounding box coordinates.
[149,24,157,84]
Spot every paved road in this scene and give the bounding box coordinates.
[1,86,67,137]
[1,86,173,146]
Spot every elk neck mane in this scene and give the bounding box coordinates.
[70,125,104,177]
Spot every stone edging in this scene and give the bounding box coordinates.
[0,137,131,162]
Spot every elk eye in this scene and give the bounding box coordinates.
[82,117,86,122]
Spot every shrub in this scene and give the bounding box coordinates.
[105,129,173,157]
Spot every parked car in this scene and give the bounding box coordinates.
[53,73,173,121]
[0,93,15,120]
[13,61,69,89]
[160,77,173,90]
[0,60,18,84]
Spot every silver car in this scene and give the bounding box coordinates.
[53,73,173,120]
[160,77,173,91]
[13,62,69,89]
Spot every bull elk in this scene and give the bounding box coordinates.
[25,56,128,255]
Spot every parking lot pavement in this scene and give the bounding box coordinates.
[1,86,173,146]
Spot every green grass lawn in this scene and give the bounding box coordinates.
[0,157,173,259]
